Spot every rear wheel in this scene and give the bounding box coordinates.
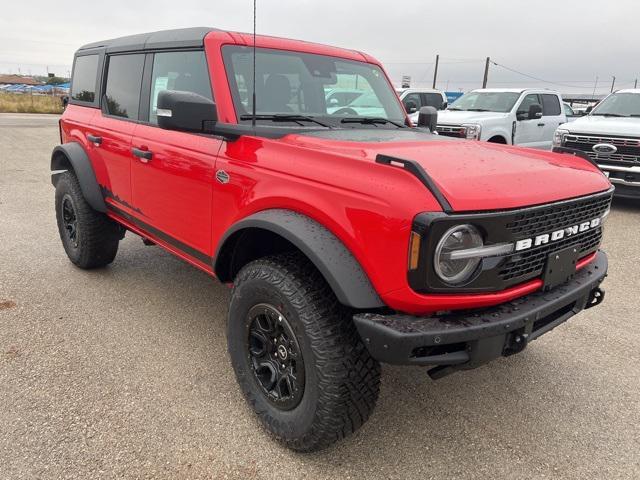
[227,253,381,451]
[55,171,121,268]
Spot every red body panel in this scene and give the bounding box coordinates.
[60,31,612,315]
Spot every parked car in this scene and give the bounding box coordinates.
[396,87,448,113]
[554,89,640,198]
[52,27,612,452]
[411,88,567,149]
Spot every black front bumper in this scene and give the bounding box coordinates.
[353,251,608,379]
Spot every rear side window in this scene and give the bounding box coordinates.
[541,94,561,116]
[402,92,422,111]
[148,51,212,125]
[71,55,99,103]
[104,54,145,119]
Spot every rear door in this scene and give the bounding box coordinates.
[540,94,566,148]
[514,93,546,148]
[89,53,145,209]
[130,50,222,262]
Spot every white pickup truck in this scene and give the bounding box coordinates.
[553,89,640,199]
[411,88,567,149]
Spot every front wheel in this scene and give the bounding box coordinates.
[54,172,121,268]
[227,253,381,451]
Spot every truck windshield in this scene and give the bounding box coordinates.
[222,46,406,127]
[449,92,520,113]
[591,93,640,117]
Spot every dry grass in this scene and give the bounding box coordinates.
[0,92,64,114]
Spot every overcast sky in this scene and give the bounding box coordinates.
[1,0,638,93]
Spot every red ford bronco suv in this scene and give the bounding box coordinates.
[52,27,612,451]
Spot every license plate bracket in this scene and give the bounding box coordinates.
[542,245,579,290]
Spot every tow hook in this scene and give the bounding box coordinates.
[585,287,605,309]
[503,332,528,356]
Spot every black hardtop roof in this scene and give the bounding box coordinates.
[77,27,219,54]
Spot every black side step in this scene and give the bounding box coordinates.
[376,154,453,213]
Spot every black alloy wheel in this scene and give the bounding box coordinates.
[247,303,305,410]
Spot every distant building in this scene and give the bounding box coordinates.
[0,74,42,86]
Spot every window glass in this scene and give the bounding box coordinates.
[104,54,145,119]
[402,93,422,112]
[591,93,640,117]
[423,92,445,109]
[564,103,575,116]
[449,91,520,113]
[71,55,99,103]
[222,46,405,123]
[149,51,213,125]
[541,94,561,116]
[517,94,540,115]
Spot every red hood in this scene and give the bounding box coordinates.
[281,131,612,211]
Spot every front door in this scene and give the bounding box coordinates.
[514,93,546,148]
[131,50,222,260]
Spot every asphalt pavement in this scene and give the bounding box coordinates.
[1,113,639,479]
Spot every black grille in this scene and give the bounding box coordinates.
[498,194,611,282]
[436,125,465,138]
[505,194,612,238]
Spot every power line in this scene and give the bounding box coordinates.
[490,60,594,89]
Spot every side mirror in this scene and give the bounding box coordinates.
[586,105,593,114]
[417,106,438,132]
[157,90,217,133]
[441,101,448,110]
[405,101,417,114]
[528,104,543,120]
[61,95,69,109]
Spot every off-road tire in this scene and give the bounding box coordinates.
[227,252,381,452]
[55,171,121,268]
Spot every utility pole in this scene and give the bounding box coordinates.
[592,76,598,99]
[635,78,638,89]
[432,54,439,89]
[482,57,490,88]
[610,76,616,92]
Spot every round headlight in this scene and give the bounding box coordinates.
[434,225,483,284]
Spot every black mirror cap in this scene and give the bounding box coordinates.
[417,106,438,132]
[157,90,217,133]
[586,105,594,114]
[528,103,543,119]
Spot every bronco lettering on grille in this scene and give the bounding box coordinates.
[514,217,602,252]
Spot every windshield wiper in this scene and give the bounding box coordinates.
[448,107,463,111]
[629,114,640,117]
[465,108,491,112]
[591,113,625,117]
[340,117,406,128]
[240,114,332,128]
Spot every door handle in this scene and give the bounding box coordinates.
[87,134,102,145]
[537,123,545,127]
[132,147,153,163]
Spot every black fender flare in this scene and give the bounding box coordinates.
[51,143,106,213]
[214,209,384,309]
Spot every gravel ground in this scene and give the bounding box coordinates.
[1,113,639,479]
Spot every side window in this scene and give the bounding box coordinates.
[70,55,99,103]
[517,94,540,115]
[402,92,422,112]
[104,54,145,119]
[541,94,562,116]
[148,51,213,125]
[423,92,444,109]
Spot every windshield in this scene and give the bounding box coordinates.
[591,93,640,117]
[449,91,520,113]
[222,46,405,126]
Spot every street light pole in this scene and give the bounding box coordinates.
[482,57,490,88]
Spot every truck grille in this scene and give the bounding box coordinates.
[436,125,465,138]
[564,134,640,166]
[498,193,612,282]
